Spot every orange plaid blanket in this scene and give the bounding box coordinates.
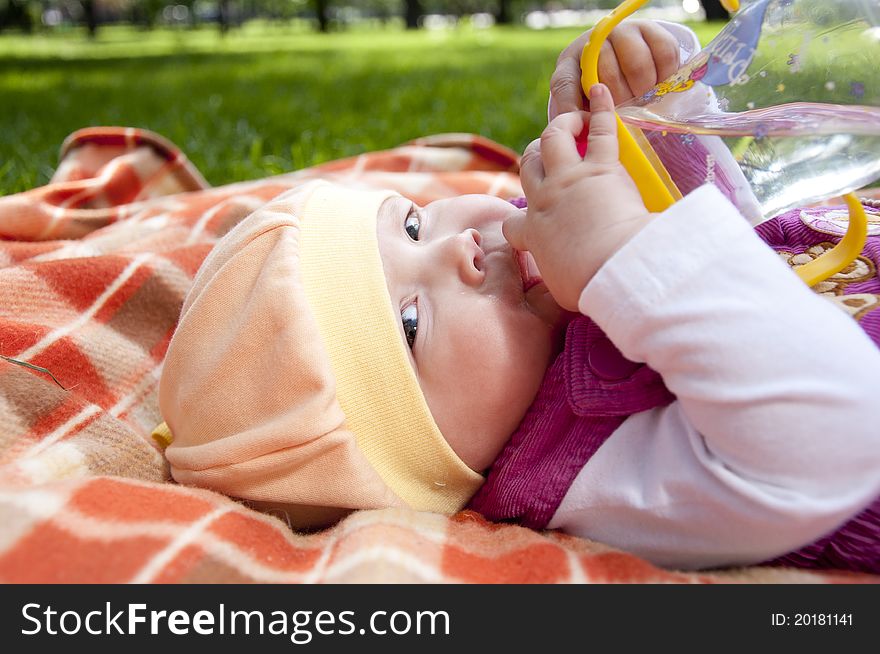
[0,128,874,584]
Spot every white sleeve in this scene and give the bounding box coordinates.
[548,185,880,570]
[653,20,701,62]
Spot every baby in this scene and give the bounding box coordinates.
[158,22,880,572]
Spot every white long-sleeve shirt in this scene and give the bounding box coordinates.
[548,184,880,570]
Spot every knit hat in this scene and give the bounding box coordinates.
[159,180,484,527]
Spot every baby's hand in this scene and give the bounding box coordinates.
[504,84,651,312]
[549,19,679,120]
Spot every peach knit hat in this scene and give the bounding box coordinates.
[158,180,484,527]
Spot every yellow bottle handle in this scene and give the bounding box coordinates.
[579,0,867,287]
[791,194,868,287]
[579,0,677,213]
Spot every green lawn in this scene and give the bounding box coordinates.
[0,20,723,195]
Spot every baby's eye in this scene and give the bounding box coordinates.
[401,302,418,350]
[405,207,421,241]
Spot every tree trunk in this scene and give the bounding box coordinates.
[700,0,731,21]
[82,0,98,38]
[313,0,330,32]
[1,0,33,33]
[404,0,421,30]
[218,0,231,34]
[495,0,512,25]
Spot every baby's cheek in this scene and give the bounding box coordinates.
[493,325,545,393]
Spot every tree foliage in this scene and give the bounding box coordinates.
[1,0,730,37]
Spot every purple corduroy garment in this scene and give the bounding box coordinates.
[644,131,741,205]
[479,200,880,572]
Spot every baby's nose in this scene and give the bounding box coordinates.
[454,229,484,287]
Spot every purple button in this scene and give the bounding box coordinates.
[587,337,640,381]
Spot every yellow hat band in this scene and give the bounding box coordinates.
[298,184,484,513]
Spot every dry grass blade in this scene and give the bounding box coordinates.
[0,354,67,390]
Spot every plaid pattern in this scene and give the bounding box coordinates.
[0,127,875,584]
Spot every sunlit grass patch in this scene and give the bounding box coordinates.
[0,21,723,195]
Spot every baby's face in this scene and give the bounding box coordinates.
[377,194,567,472]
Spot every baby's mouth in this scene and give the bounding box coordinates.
[514,249,543,292]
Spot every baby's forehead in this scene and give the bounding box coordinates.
[375,197,412,277]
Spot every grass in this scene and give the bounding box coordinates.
[0,20,724,195]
